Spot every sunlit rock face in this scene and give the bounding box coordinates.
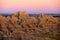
[0,11,60,40]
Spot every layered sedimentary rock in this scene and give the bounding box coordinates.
[0,11,60,40]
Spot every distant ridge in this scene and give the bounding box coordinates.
[0,13,13,17]
[0,13,60,17]
[29,14,60,17]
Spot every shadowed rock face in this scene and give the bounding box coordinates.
[0,11,60,40]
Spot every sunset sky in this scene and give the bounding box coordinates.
[0,0,60,14]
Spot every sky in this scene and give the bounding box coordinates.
[0,0,60,14]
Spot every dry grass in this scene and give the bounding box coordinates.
[0,11,60,40]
